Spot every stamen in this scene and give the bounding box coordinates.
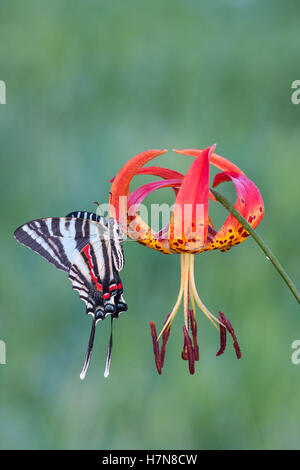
[157,254,185,340]
[150,322,161,374]
[189,254,222,329]
[181,309,199,366]
[150,314,172,374]
[183,254,190,329]
[160,314,171,368]
[189,309,199,361]
[216,321,226,357]
[217,311,242,359]
[182,326,195,374]
[181,325,189,360]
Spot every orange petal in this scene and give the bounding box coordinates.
[173,148,245,175]
[128,179,182,215]
[169,146,214,252]
[110,149,167,224]
[206,171,264,252]
[110,166,184,184]
[136,166,184,180]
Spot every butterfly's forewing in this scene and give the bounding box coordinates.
[14,217,99,272]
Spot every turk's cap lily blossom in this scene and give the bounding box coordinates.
[109,146,264,374]
[110,147,264,254]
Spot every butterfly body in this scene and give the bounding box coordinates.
[14,210,127,378]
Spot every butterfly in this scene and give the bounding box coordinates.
[14,210,127,379]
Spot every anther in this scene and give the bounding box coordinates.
[189,309,199,361]
[150,314,172,375]
[150,322,161,374]
[182,326,195,374]
[216,311,241,359]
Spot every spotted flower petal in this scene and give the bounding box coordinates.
[205,171,264,252]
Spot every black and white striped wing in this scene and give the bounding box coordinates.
[68,239,104,314]
[14,212,127,380]
[14,217,103,272]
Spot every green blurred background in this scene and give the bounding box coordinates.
[0,0,299,450]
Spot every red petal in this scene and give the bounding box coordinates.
[128,179,182,215]
[110,149,167,222]
[110,166,184,184]
[169,146,213,252]
[173,148,245,175]
[207,171,264,251]
[135,167,183,198]
[137,166,184,179]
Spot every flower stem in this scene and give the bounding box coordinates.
[211,188,300,304]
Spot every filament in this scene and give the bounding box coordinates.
[189,255,222,330]
[157,254,185,340]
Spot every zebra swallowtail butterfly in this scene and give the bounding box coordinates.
[14,210,127,379]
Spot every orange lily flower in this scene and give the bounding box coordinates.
[110,146,264,374]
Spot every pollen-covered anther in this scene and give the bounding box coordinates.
[150,314,171,375]
[150,322,161,374]
[216,311,242,359]
[189,309,199,361]
[160,314,171,368]
[182,326,195,374]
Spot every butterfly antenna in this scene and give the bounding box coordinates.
[80,315,97,380]
[93,201,105,218]
[104,316,114,378]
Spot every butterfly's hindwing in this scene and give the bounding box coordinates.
[69,236,126,319]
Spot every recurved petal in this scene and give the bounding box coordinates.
[127,179,182,214]
[110,166,184,184]
[206,171,264,252]
[126,179,182,254]
[173,148,245,175]
[136,166,184,180]
[110,149,167,222]
[136,167,184,198]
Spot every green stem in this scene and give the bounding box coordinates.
[211,188,300,304]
